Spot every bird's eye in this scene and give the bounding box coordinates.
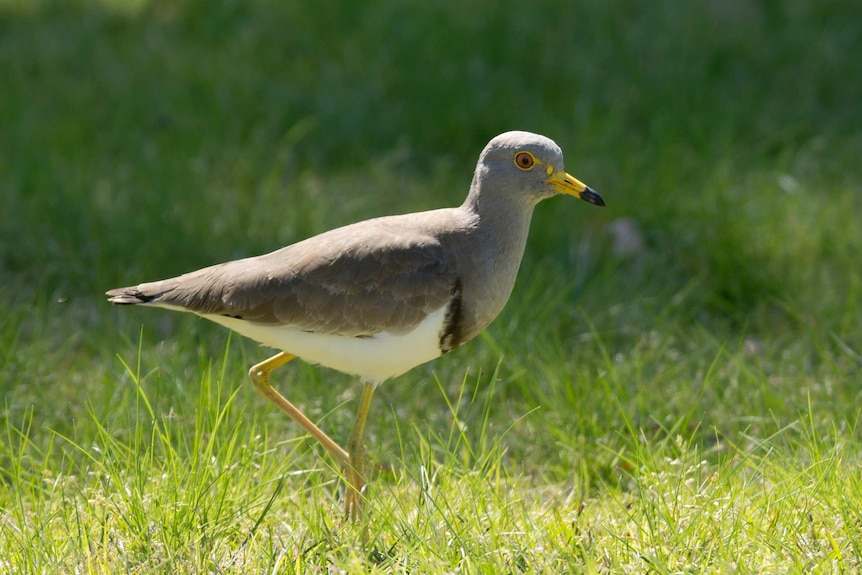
[514,152,535,170]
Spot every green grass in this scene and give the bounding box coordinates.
[2,0,862,572]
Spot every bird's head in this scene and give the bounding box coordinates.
[474,131,605,207]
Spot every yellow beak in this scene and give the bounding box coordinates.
[545,171,605,206]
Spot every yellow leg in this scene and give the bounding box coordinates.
[248,352,349,467]
[343,380,376,519]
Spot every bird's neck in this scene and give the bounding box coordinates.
[456,174,538,334]
[462,170,539,247]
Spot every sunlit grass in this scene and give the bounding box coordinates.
[3,340,860,572]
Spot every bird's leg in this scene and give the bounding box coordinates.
[343,380,376,519]
[248,352,349,467]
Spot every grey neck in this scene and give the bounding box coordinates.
[455,171,539,336]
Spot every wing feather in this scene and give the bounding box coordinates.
[118,218,459,337]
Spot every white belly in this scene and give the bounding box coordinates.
[203,307,447,381]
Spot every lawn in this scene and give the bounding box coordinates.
[2,0,861,572]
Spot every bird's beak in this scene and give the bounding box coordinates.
[545,170,605,206]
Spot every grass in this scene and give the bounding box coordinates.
[2,0,862,572]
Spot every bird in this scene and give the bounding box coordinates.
[106,131,604,518]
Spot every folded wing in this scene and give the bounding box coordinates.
[107,221,459,338]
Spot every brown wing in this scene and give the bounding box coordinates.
[108,218,459,337]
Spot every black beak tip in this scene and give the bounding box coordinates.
[581,187,605,207]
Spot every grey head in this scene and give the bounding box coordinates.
[466,130,605,208]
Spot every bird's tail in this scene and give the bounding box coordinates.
[106,279,180,306]
[106,286,158,305]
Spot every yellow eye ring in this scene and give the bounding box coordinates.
[514,151,536,170]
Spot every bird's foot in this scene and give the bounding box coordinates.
[342,445,367,520]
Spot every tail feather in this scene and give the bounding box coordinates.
[106,286,158,305]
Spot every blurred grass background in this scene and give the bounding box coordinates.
[1,0,862,570]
